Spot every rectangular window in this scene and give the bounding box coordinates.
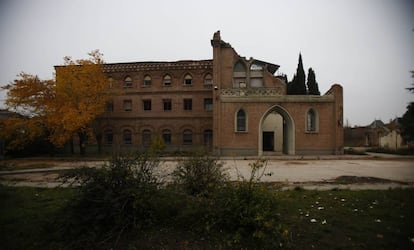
[163,99,172,111]
[204,98,213,111]
[184,79,192,85]
[183,98,192,111]
[143,100,151,111]
[123,100,132,111]
[144,80,151,86]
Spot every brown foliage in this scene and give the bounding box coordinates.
[1,50,110,153]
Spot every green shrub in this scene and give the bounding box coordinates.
[172,152,228,196]
[208,159,284,248]
[58,152,163,249]
[172,159,287,248]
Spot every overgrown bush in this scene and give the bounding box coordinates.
[55,154,287,249]
[57,152,163,249]
[174,158,287,248]
[208,159,285,248]
[172,152,228,196]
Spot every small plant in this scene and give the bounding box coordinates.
[172,152,228,196]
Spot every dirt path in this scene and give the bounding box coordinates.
[1,157,413,190]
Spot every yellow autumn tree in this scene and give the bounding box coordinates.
[1,50,110,155]
[0,73,55,150]
[50,49,109,155]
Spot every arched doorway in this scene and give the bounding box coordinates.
[259,105,295,155]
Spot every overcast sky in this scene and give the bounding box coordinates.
[0,0,413,126]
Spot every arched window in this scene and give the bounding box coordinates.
[233,61,247,88]
[163,74,172,86]
[123,129,132,144]
[104,129,113,145]
[108,77,115,89]
[306,109,318,132]
[183,129,192,145]
[123,76,133,88]
[204,73,212,85]
[184,74,192,85]
[162,129,172,145]
[203,129,213,146]
[236,109,247,132]
[142,129,151,146]
[143,75,152,86]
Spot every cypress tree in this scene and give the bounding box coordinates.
[288,53,307,95]
[307,68,320,95]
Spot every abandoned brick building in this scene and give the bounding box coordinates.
[90,31,343,156]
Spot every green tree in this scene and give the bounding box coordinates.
[287,53,307,95]
[406,70,414,93]
[401,70,414,143]
[401,103,414,143]
[307,68,320,95]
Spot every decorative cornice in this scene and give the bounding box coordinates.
[103,60,213,73]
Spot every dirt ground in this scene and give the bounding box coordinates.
[1,156,413,189]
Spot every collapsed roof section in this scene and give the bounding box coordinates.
[211,30,279,75]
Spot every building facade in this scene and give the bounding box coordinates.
[92,31,343,156]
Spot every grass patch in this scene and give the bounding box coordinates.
[0,185,75,249]
[1,185,414,249]
[275,188,414,249]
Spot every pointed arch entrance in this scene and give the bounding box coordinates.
[259,105,295,156]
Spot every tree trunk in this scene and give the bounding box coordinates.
[78,132,86,156]
[70,139,74,155]
[96,133,102,155]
